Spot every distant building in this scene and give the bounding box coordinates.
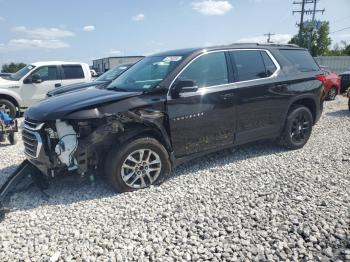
[92,56,144,73]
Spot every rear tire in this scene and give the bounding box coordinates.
[0,99,16,118]
[279,105,313,150]
[105,137,171,193]
[326,86,337,101]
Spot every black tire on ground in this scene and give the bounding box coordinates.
[105,137,171,193]
[8,133,17,145]
[0,99,16,118]
[279,105,313,150]
[325,86,338,101]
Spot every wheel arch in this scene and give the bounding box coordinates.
[287,96,317,124]
[0,94,20,108]
[114,122,173,153]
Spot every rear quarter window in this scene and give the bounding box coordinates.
[279,49,319,72]
[261,51,277,77]
[62,65,84,79]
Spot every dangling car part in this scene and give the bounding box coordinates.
[0,160,47,221]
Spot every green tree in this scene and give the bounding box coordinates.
[326,41,350,56]
[344,45,350,55]
[1,62,27,73]
[289,21,332,56]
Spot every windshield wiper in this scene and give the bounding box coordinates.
[110,87,130,92]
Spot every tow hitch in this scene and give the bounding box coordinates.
[0,160,47,222]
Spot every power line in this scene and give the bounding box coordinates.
[330,26,350,34]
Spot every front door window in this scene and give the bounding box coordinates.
[176,52,228,88]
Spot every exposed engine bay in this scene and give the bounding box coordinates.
[54,120,79,170]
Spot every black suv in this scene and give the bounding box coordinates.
[23,44,324,192]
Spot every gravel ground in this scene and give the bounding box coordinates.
[0,97,349,261]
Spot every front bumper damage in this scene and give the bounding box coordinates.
[22,116,123,178]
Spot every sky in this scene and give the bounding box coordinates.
[0,0,349,66]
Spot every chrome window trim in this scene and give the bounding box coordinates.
[167,48,281,99]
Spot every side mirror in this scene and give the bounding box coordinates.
[31,74,42,84]
[23,77,32,84]
[171,80,198,98]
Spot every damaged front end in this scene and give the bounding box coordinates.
[22,105,170,179]
[23,115,125,178]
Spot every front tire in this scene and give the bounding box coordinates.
[0,99,16,118]
[105,137,171,193]
[279,105,313,150]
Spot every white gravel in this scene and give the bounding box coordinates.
[0,97,349,261]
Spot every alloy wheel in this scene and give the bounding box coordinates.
[290,112,311,144]
[121,149,162,189]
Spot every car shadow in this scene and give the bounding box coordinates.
[326,109,349,117]
[0,139,287,213]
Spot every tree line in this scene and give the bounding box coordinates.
[289,21,350,56]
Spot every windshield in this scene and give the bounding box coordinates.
[96,64,132,82]
[7,65,35,81]
[107,56,183,91]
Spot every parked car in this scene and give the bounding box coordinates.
[0,73,12,78]
[339,71,350,93]
[46,63,134,97]
[0,61,91,117]
[23,44,324,193]
[321,68,341,100]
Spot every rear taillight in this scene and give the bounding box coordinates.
[315,74,326,84]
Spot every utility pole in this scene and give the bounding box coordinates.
[264,33,275,43]
[307,0,324,50]
[293,0,307,40]
[292,0,325,50]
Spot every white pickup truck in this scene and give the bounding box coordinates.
[0,61,91,117]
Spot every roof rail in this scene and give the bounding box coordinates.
[228,43,260,46]
[227,42,300,48]
[256,43,300,47]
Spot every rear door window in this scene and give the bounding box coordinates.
[230,50,267,81]
[279,49,319,72]
[62,65,84,79]
[177,52,228,88]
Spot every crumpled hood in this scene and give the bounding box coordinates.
[47,80,108,97]
[25,87,141,121]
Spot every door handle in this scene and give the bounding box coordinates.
[55,83,61,88]
[276,84,287,89]
[221,93,235,100]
